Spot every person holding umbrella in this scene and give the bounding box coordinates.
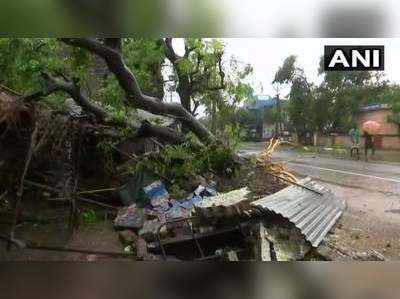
[362,121,381,162]
[363,131,375,161]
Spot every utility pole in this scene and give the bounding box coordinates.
[274,85,282,138]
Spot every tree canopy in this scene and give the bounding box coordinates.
[0,38,256,146]
[274,54,399,135]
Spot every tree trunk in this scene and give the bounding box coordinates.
[211,100,217,134]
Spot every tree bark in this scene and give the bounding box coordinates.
[163,38,225,118]
[22,73,186,145]
[163,38,192,112]
[60,38,216,144]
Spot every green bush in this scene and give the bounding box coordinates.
[82,209,98,225]
[136,142,238,190]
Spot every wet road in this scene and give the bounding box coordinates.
[239,143,400,259]
[273,150,400,196]
[239,143,400,195]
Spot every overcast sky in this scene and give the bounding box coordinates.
[172,38,400,99]
[222,38,400,97]
[218,0,400,37]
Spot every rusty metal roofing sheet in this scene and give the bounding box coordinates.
[251,177,346,247]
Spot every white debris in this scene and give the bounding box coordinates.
[195,187,251,208]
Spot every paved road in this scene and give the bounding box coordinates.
[239,143,400,195]
[239,143,400,259]
[274,149,400,196]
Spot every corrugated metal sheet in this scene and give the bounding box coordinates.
[197,188,251,208]
[194,188,252,218]
[251,177,346,247]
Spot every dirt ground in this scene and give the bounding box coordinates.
[0,219,123,261]
[0,197,124,261]
[0,157,288,261]
[240,143,400,260]
[325,183,400,260]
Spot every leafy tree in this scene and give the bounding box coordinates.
[288,76,316,134]
[123,39,165,99]
[273,55,316,134]
[164,38,225,114]
[272,55,305,135]
[164,38,256,143]
[164,38,255,120]
[0,38,257,147]
[273,55,398,137]
[273,55,298,85]
[0,38,91,93]
[317,57,389,133]
[376,84,400,124]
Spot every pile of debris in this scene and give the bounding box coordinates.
[113,173,346,261]
[256,138,298,184]
[0,86,346,261]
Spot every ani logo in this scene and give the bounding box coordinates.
[324,45,384,71]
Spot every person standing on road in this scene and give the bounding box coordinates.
[349,125,360,160]
[364,131,375,161]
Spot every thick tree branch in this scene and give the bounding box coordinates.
[163,38,193,112]
[164,37,179,63]
[20,84,59,102]
[23,73,109,120]
[104,38,122,53]
[61,38,215,144]
[44,73,110,120]
[135,120,185,144]
[22,73,186,145]
[192,100,201,116]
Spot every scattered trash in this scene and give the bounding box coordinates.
[164,204,191,220]
[193,185,205,196]
[65,98,84,119]
[135,237,149,260]
[118,168,159,206]
[143,180,170,210]
[123,245,134,254]
[225,250,239,261]
[114,204,144,229]
[139,219,164,241]
[355,250,385,261]
[113,173,345,260]
[118,230,138,246]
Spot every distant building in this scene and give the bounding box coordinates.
[244,95,277,110]
[315,103,400,150]
[244,95,290,140]
[354,103,399,149]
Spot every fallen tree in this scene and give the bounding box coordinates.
[58,38,216,144]
[16,38,215,146]
[21,72,186,145]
